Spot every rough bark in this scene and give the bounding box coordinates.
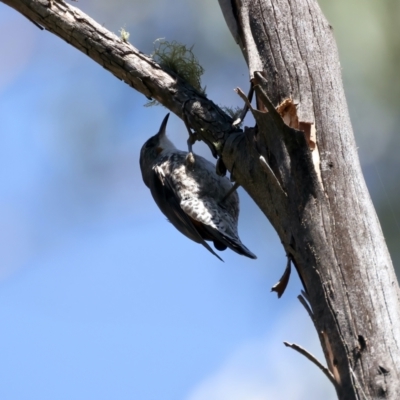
[221,1,400,399]
[3,0,400,399]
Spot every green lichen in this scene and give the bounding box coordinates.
[119,27,130,43]
[146,39,206,107]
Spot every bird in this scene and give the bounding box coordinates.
[139,113,256,261]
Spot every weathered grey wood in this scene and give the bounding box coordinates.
[0,0,239,157]
[220,0,400,399]
[3,0,400,398]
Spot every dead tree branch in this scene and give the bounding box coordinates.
[1,0,238,158]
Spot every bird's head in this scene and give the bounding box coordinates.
[140,113,176,185]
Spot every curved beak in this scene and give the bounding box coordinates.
[157,113,170,137]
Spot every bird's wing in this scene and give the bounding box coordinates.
[180,196,257,259]
[149,165,223,261]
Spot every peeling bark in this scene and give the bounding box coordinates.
[3,0,400,398]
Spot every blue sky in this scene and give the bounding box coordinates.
[0,1,398,399]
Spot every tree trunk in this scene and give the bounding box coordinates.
[218,1,400,398]
[3,0,400,398]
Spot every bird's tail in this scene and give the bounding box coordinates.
[203,225,257,259]
[221,235,257,259]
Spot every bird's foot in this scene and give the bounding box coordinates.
[219,182,240,205]
[182,102,199,153]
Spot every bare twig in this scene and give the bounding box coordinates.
[300,289,310,303]
[259,156,287,196]
[283,341,337,389]
[271,254,291,298]
[232,84,254,126]
[297,293,315,324]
